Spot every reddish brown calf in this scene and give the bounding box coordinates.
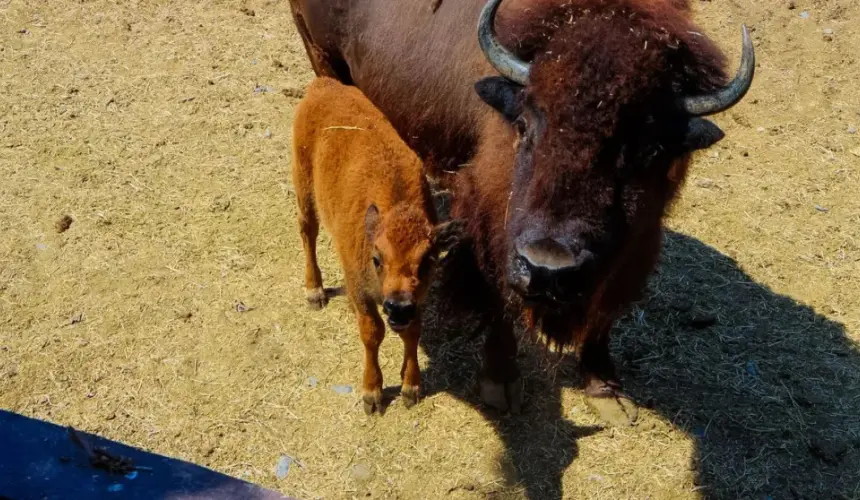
[291,77,460,414]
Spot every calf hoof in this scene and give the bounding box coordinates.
[479,376,523,414]
[401,385,420,409]
[305,287,328,310]
[585,379,638,427]
[362,388,383,416]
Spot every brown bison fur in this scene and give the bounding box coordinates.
[453,0,730,422]
[462,0,727,330]
[291,77,461,414]
[288,0,746,424]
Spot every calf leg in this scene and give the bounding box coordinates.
[357,303,386,415]
[480,318,523,414]
[296,196,327,310]
[399,323,421,408]
[579,329,638,426]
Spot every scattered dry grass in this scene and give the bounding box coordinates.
[0,0,858,499]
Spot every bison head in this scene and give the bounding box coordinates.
[365,203,463,332]
[474,0,754,312]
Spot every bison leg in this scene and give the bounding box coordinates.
[479,319,523,414]
[290,9,351,82]
[580,332,638,426]
[357,303,385,415]
[398,323,421,408]
[296,197,327,310]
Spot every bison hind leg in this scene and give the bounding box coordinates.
[294,190,326,309]
[305,286,328,310]
[479,376,523,415]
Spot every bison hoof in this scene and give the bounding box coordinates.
[305,287,328,310]
[584,380,638,427]
[401,385,420,408]
[362,389,383,416]
[479,376,523,414]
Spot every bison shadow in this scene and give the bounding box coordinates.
[419,230,860,500]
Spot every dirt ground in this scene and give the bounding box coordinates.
[1,0,859,499]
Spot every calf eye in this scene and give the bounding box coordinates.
[372,255,382,269]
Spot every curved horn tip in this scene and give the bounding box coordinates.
[477,0,531,85]
[738,23,756,91]
[678,22,756,116]
[741,24,753,55]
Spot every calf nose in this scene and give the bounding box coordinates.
[382,299,417,329]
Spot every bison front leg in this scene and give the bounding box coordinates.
[579,330,638,426]
[357,306,385,415]
[398,323,421,408]
[479,319,523,414]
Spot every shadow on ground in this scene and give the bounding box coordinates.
[419,230,860,499]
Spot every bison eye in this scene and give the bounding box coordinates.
[372,255,382,270]
[514,115,528,135]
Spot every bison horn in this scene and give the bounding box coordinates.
[478,0,531,85]
[679,25,756,116]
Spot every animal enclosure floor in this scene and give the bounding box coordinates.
[1,1,859,499]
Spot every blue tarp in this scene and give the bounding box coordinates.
[0,410,294,500]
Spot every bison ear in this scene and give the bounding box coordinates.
[430,219,465,257]
[365,204,381,242]
[475,76,524,122]
[682,118,725,151]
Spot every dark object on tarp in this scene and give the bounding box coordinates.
[0,410,294,500]
[67,426,137,475]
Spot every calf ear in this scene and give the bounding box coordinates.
[365,204,381,242]
[683,118,725,151]
[430,219,465,257]
[475,76,524,122]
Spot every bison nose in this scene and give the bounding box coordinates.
[512,238,594,300]
[382,299,417,330]
[516,238,592,271]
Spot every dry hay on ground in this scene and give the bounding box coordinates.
[1,0,859,499]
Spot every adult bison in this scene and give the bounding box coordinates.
[287,0,754,423]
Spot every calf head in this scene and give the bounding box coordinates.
[474,0,753,323]
[365,203,462,332]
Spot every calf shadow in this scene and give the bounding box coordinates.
[418,230,860,499]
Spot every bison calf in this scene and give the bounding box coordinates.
[292,77,460,414]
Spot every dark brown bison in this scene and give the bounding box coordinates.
[287,0,754,423]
